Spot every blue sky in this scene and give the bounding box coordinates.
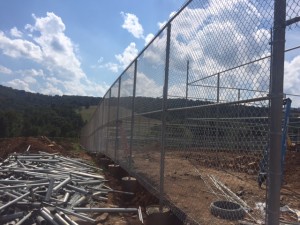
[0,0,185,96]
[0,0,299,106]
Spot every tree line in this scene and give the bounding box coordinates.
[0,85,101,138]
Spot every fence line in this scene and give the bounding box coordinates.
[81,0,300,224]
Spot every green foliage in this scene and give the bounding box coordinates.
[77,105,97,123]
[0,85,101,138]
[0,110,23,137]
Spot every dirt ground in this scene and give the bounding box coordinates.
[131,149,300,225]
[0,137,178,225]
[1,137,299,225]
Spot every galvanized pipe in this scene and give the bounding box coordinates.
[70,171,104,179]
[15,211,33,225]
[62,192,70,204]
[55,206,96,223]
[45,178,55,202]
[39,209,60,225]
[0,187,39,212]
[72,196,87,207]
[0,212,24,223]
[53,213,70,225]
[0,182,57,190]
[53,177,72,193]
[58,156,101,171]
[59,214,79,225]
[16,159,26,169]
[16,202,42,208]
[73,207,138,213]
[66,184,89,195]
[36,215,47,225]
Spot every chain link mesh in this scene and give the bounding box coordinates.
[80,0,300,224]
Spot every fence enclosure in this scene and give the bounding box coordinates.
[81,0,300,224]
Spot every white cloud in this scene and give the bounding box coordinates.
[17,69,45,77]
[10,27,23,38]
[7,79,33,92]
[29,12,85,81]
[115,42,138,69]
[101,62,120,73]
[284,55,300,107]
[0,31,43,60]
[145,33,154,46]
[121,12,144,39]
[43,82,64,96]
[285,55,300,95]
[157,11,176,30]
[138,0,275,103]
[0,65,12,74]
[158,21,166,29]
[24,76,37,84]
[0,12,107,96]
[136,72,163,97]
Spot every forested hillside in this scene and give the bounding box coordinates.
[0,85,101,137]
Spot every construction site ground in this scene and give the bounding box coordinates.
[0,137,299,225]
[0,137,182,225]
[131,148,300,225]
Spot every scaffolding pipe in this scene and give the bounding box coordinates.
[45,178,55,202]
[39,209,60,225]
[72,207,138,213]
[59,213,79,225]
[36,215,47,225]
[66,184,89,195]
[55,206,96,223]
[0,212,24,223]
[0,187,39,212]
[15,211,33,225]
[53,177,72,193]
[53,213,70,225]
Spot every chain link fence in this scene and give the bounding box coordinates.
[81,0,300,224]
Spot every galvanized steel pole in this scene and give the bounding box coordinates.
[267,0,286,224]
[159,22,171,210]
[115,78,121,161]
[129,60,137,171]
[106,89,111,154]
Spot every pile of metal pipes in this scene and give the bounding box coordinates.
[0,150,143,225]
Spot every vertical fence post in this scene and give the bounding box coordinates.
[217,73,220,103]
[129,60,138,172]
[185,60,189,105]
[216,73,220,150]
[160,22,171,210]
[106,90,111,155]
[101,100,105,153]
[267,0,286,224]
[115,78,121,162]
[185,60,189,149]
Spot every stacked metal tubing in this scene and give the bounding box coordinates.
[0,150,143,225]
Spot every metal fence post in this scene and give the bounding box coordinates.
[106,90,111,155]
[160,22,171,210]
[267,0,286,224]
[101,100,105,153]
[185,60,189,105]
[129,60,137,171]
[115,78,121,162]
[217,73,220,103]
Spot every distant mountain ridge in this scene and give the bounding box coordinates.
[0,85,101,111]
[0,85,101,138]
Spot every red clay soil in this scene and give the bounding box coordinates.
[2,137,298,224]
